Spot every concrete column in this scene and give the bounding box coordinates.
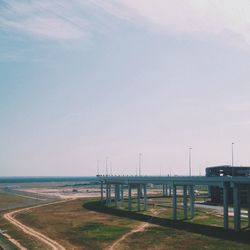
[105,183,109,205]
[248,186,250,227]
[121,184,124,203]
[233,184,241,231]
[143,184,147,210]
[139,185,143,198]
[183,185,188,220]
[169,186,172,196]
[190,186,195,219]
[108,184,112,205]
[166,185,168,197]
[101,182,103,201]
[223,184,229,229]
[117,184,120,202]
[115,184,118,207]
[163,184,165,197]
[173,185,177,220]
[137,184,141,211]
[128,184,132,211]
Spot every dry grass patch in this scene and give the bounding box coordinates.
[16,198,139,249]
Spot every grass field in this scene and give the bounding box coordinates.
[0,189,54,249]
[15,198,139,249]
[11,196,250,250]
[0,190,35,211]
[0,234,19,250]
[0,189,56,211]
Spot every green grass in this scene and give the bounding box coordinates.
[15,198,136,249]
[76,222,127,240]
[0,211,48,249]
[86,197,250,249]
[0,189,57,250]
[119,225,250,250]
[0,234,19,250]
[0,189,56,211]
[1,193,250,250]
[66,222,129,249]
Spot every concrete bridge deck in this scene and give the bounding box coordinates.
[97,175,250,231]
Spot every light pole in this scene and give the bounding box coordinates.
[232,142,234,176]
[105,157,108,176]
[139,153,142,176]
[110,161,113,175]
[189,147,192,176]
[97,160,99,175]
[231,142,234,167]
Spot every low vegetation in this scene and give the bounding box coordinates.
[1,192,249,249]
[15,198,138,249]
[0,234,19,250]
[0,189,55,249]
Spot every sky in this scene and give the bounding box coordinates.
[1,0,250,176]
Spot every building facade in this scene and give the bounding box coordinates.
[206,165,250,204]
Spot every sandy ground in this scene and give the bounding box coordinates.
[18,187,100,199]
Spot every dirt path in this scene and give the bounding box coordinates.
[1,232,27,250]
[109,222,149,250]
[109,208,159,250]
[3,199,73,250]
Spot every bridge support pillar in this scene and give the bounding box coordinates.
[163,184,166,197]
[101,182,103,201]
[128,184,132,211]
[108,184,112,205]
[137,184,141,212]
[183,185,187,220]
[169,186,172,196]
[143,184,147,210]
[248,186,250,227]
[190,186,195,219]
[120,184,124,204]
[115,184,118,207]
[106,184,112,205]
[105,183,109,205]
[117,184,120,204]
[233,184,241,231]
[173,185,177,220]
[223,183,229,229]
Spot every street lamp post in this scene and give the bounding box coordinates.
[110,161,113,175]
[105,157,108,176]
[139,153,142,176]
[232,142,234,176]
[189,147,192,176]
[97,160,99,175]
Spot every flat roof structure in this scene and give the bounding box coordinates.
[206,165,250,177]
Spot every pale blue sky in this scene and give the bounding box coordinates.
[1,0,250,176]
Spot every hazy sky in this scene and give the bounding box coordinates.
[1,0,250,176]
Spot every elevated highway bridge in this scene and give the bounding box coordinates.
[97,175,250,231]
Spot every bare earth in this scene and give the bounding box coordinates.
[19,187,100,199]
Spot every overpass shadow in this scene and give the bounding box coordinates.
[83,201,250,245]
